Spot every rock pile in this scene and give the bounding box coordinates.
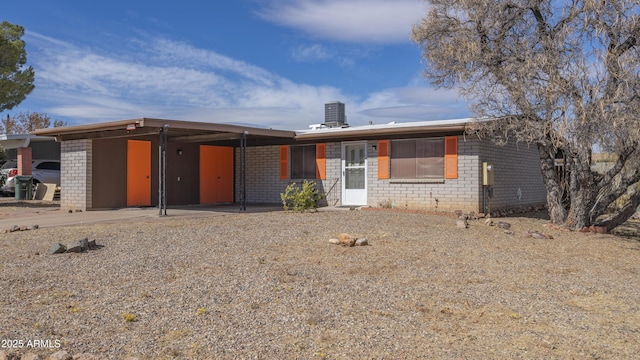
[4,224,39,233]
[49,238,103,255]
[484,218,554,239]
[489,205,546,218]
[328,233,369,247]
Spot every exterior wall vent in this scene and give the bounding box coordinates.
[323,101,348,128]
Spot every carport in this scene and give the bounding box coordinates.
[34,118,296,212]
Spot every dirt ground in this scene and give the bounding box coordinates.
[0,199,639,359]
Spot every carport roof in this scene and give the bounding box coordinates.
[32,117,474,145]
[0,133,57,149]
[33,118,297,145]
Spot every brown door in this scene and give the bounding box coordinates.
[200,145,234,204]
[127,140,151,207]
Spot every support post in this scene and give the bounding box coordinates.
[240,131,247,211]
[158,125,169,216]
[158,131,162,216]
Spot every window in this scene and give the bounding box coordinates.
[290,145,316,179]
[35,161,60,171]
[390,138,444,179]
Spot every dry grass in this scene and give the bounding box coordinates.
[0,204,639,359]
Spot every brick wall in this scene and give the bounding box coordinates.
[235,146,286,204]
[228,136,546,213]
[367,137,482,213]
[478,140,546,212]
[61,139,92,211]
[234,144,341,205]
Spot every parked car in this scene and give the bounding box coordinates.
[0,159,61,196]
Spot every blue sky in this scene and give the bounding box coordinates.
[4,0,470,130]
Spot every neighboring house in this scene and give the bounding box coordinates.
[0,134,60,161]
[0,134,61,195]
[33,113,546,213]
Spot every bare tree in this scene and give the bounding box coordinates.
[0,111,68,134]
[412,0,640,231]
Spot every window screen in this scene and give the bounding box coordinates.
[390,138,444,179]
[290,145,316,179]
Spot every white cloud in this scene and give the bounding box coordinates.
[291,44,333,62]
[18,31,467,130]
[352,87,469,123]
[258,0,427,43]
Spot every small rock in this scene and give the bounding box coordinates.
[337,233,356,246]
[485,218,494,226]
[19,225,29,231]
[497,221,511,230]
[453,210,463,217]
[355,238,369,246]
[589,225,607,234]
[88,240,104,250]
[328,238,340,245]
[504,230,514,235]
[456,219,468,229]
[47,351,72,360]
[531,232,547,239]
[68,209,73,213]
[10,225,20,232]
[31,224,40,230]
[66,243,83,253]
[80,238,89,251]
[50,243,67,255]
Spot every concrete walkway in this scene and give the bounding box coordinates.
[0,203,283,230]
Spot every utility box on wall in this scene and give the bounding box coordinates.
[482,162,494,186]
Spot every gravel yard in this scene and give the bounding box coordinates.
[1,203,639,359]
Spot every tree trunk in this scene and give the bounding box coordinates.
[599,190,640,232]
[537,144,567,224]
[566,151,594,230]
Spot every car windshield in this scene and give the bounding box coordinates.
[1,160,17,170]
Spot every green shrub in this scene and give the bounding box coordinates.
[280,180,323,212]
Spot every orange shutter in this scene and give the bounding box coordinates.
[316,143,326,180]
[444,136,458,179]
[279,145,289,180]
[377,140,389,179]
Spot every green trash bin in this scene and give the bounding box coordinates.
[14,175,33,200]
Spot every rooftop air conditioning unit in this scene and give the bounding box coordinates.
[323,101,348,128]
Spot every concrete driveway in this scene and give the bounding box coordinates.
[0,197,282,230]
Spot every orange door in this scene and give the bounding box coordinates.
[200,145,234,204]
[127,140,152,207]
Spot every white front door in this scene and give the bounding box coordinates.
[342,142,367,206]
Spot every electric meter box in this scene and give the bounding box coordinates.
[482,162,494,186]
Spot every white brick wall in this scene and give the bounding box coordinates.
[367,137,482,213]
[234,137,546,213]
[234,144,342,205]
[61,139,92,211]
[478,140,546,212]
